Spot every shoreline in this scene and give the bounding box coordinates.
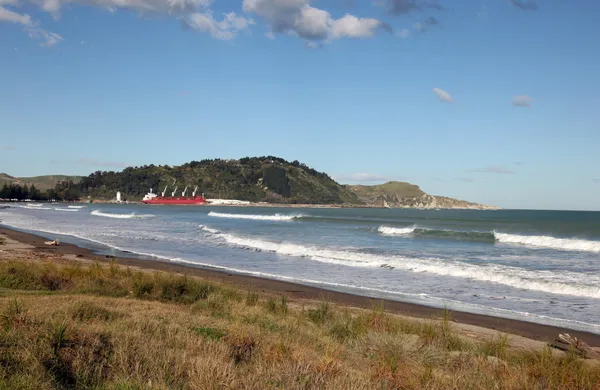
[1,225,599,347]
[5,200,499,210]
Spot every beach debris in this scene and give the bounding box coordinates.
[44,238,60,246]
[550,333,600,359]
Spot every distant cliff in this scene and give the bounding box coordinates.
[345,181,500,210]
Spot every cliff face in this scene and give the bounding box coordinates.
[345,181,500,210]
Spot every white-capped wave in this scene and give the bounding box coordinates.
[207,211,301,221]
[378,225,415,235]
[494,232,600,253]
[199,224,219,234]
[54,208,79,212]
[67,205,86,209]
[204,230,600,299]
[91,210,154,219]
[20,205,52,210]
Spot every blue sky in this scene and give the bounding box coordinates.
[1,0,599,210]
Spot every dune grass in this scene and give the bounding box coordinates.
[0,259,599,389]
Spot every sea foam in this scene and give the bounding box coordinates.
[91,210,153,219]
[378,226,415,235]
[378,225,600,253]
[207,211,301,221]
[494,232,600,253]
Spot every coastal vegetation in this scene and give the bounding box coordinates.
[1,157,362,204]
[0,257,598,389]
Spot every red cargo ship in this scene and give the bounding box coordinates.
[141,184,206,205]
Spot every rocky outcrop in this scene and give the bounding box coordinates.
[346,181,500,210]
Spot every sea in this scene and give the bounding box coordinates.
[1,204,599,333]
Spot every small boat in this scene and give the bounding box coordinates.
[142,183,206,205]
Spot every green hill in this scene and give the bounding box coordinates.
[346,181,426,200]
[345,181,499,209]
[0,173,82,190]
[78,157,362,204]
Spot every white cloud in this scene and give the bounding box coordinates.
[26,26,64,46]
[330,14,382,39]
[433,87,453,103]
[0,5,32,25]
[77,158,127,168]
[243,0,386,43]
[31,0,213,16]
[1,4,63,46]
[3,0,389,46]
[512,95,534,107]
[182,11,254,40]
[335,173,389,182]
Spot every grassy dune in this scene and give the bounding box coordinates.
[0,259,599,389]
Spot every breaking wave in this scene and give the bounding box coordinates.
[199,224,219,234]
[207,211,301,221]
[494,232,600,253]
[379,225,496,242]
[20,205,52,210]
[91,210,154,219]
[378,225,600,251]
[202,227,600,299]
[67,205,86,209]
[378,226,416,235]
[54,208,79,212]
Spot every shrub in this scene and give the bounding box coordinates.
[71,302,120,322]
[0,299,25,331]
[308,302,332,325]
[193,327,227,341]
[245,291,259,307]
[226,334,256,365]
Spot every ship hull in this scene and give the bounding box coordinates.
[141,197,206,205]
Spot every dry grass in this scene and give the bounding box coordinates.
[0,258,599,389]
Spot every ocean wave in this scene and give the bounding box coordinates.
[199,224,219,234]
[206,230,600,299]
[67,205,86,209]
[494,232,600,253]
[379,225,496,242]
[91,210,154,219]
[378,226,416,235]
[378,225,600,251]
[20,205,53,210]
[54,208,79,212]
[207,211,302,221]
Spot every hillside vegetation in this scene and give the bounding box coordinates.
[0,256,598,389]
[0,174,82,191]
[78,157,361,204]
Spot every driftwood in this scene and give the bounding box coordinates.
[44,238,60,246]
[550,333,600,359]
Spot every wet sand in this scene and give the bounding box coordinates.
[1,224,599,347]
